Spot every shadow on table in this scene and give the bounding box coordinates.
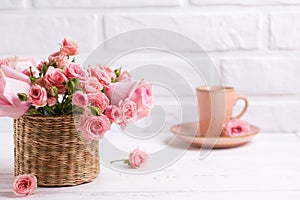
[164,136,200,151]
[0,171,15,198]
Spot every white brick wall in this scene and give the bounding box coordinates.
[104,14,260,51]
[0,0,299,133]
[33,0,180,8]
[191,0,300,6]
[270,13,300,49]
[0,0,25,9]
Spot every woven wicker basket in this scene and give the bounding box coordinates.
[14,115,100,186]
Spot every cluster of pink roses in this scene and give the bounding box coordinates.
[74,64,153,141]
[0,37,82,117]
[0,37,153,141]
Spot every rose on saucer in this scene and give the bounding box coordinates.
[222,119,250,137]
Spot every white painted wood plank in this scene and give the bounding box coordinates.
[1,133,300,199]
[1,191,300,200]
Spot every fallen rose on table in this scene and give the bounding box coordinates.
[111,147,147,169]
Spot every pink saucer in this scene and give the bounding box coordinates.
[171,122,260,148]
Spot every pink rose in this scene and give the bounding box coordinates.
[0,65,30,118]
[94,65,116,79]
[105,80,135,105]
[0,59,8,66]
[60,37,79,56]
[47,96,57,107]
[48,51,67,68]
[88,92,109,111]
[89,67,111,88]
[106,79,153,120]
[28,85,47,108]
[130,81,153,119]
[37,61,46,71]
[105,105,122,123]
[129,148,147,169]
[83,77,103,94]
[64,63,86,81]
[22,67,39,77]
[223,119,250,137]
[72,91,88,107]
[118,71,131,81]
[78,115,111,141]
[6,56,37,72]
[120,100,137,125]
[104,66,116,79]
[43,66,68,94]
[13,174,37,197]
[22,68,32,77]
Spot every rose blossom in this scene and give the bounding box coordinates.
[129,81,153,119]
[76,108,91,130]
[87,92,109,111]
[36,61,46,71]
[0,59,8,66]
[223,119,250,137]
[120,100,137,124]
[78,115,111,141]
[43,66,68,94]
[106,79,153,120]
[129,148,147,169]
[48,51,67,68]
[28,85,47,108]
[22,68,32,77]
[0,65,30,118]
[47,96,57,107]
[60,37,79,56]
[64,63,86,81]
[83,77,103,94]
[72,91,88,107]
[13,174,37,197]
[104,66,116,79]
[22,67,39,77]
[105,105,122,123]
[89,67,111,88]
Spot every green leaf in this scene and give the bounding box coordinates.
[114,67,122,78]
[42,64,48,75]
[17,93,28,101]
[67,80,75,94]
[90,106,101,116]
[124,160,131,167]
[73,78,80,87]
[72,106,84,114]
[52,86,59,96]
[27,108,43,116]
[30,76,37,83]
[44,106,56,115]
[111,78,117,83]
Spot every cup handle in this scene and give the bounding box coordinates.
[232,95,248,119]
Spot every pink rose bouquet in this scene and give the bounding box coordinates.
[0,37,154,142]
[74,65,153,141]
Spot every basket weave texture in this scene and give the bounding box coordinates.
[14,115,100,186]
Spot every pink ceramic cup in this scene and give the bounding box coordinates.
[196,86,248,137]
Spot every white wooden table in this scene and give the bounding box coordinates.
[1,132,300,200]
